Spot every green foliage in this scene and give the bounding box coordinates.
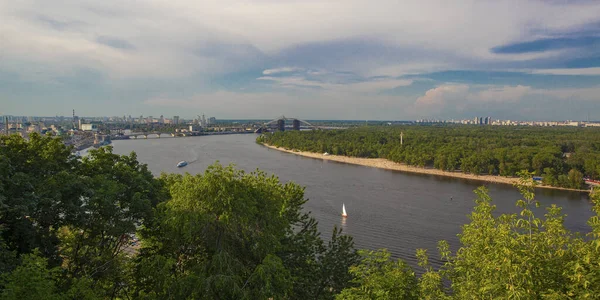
[258,125,600,188]
[336,249,418,300]
[131,163,359,299]
[0,134,165,298]
[379,182,600,298]
[5,133,600,299]
[60,146,167,296]
[0,133,81,266]
[0,251,63,300]
[0,135,358,298]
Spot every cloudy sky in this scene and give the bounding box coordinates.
[1,0,600,120]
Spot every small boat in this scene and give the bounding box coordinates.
[342,203,348,218]
[323,152,330,156]
[177,161,188,168]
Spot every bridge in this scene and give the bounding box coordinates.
[114,130,253,139]
[257,116,317,133]
[114,132,166,139]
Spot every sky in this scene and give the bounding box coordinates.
[1,0,600,121]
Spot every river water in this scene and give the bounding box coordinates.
[111,134,593,269]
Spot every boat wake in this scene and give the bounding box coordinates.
[186,143,207,165]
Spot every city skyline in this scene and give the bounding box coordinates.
[1,1,600,120]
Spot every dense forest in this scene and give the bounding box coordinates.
[257,125,600,189]
[1,134,600,299]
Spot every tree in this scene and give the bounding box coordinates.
[339,174,600,298]
[131,163,358,299]
[257,125,600,188]
[0,251,63,300]
[58,146,168,297]
[336,249,418,300]
[566,168,584,189]
[0,133,83,266]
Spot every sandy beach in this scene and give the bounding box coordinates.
[262,144,592,193]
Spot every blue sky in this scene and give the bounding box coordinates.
[1,0,600,120]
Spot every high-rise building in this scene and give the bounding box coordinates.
[173,116,180,125]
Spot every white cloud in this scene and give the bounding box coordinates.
[531,68,600,76]
[2,0,600,78]
[415,84,470,114]
[141,82,600,120]
[257,75,413,93]
[413,83,600,119]
[364,63,452,77]
[144,90,416,120]
[262,67,304,75]
[467,85,532,103]
[2,0,600,119]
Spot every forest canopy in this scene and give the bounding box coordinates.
[1,133,600,299]
[257,125,600,189]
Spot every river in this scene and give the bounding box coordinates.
[111,134,593,269]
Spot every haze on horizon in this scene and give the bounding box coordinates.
[1,0,600,121]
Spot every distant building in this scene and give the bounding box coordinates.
[27,124,40,133]
[173,116,180,125]
[189,125,200,132]
[81,124,99,132]
[208,117,216,124]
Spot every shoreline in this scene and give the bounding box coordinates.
[261,143,592,193]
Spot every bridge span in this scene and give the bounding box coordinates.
[257,116,317,133]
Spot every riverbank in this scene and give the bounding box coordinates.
[261,143,592,193]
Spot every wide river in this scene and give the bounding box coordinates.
[111,134,593,269]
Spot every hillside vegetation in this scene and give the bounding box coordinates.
[1,133,600,299]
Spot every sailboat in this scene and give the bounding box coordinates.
[342,203,348,218]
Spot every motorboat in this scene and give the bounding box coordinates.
[177,161,188,168]
[342,203,348,218]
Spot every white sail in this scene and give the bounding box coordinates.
[342,203,347,217]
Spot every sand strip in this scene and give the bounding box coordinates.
[261,144,591,193]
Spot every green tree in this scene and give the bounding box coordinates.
[0,251,63,300]
[132,164,358,299]
[336,249,418,300]
[566,168,584,189]
[0,133,83,266]
[59,146,167,295]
